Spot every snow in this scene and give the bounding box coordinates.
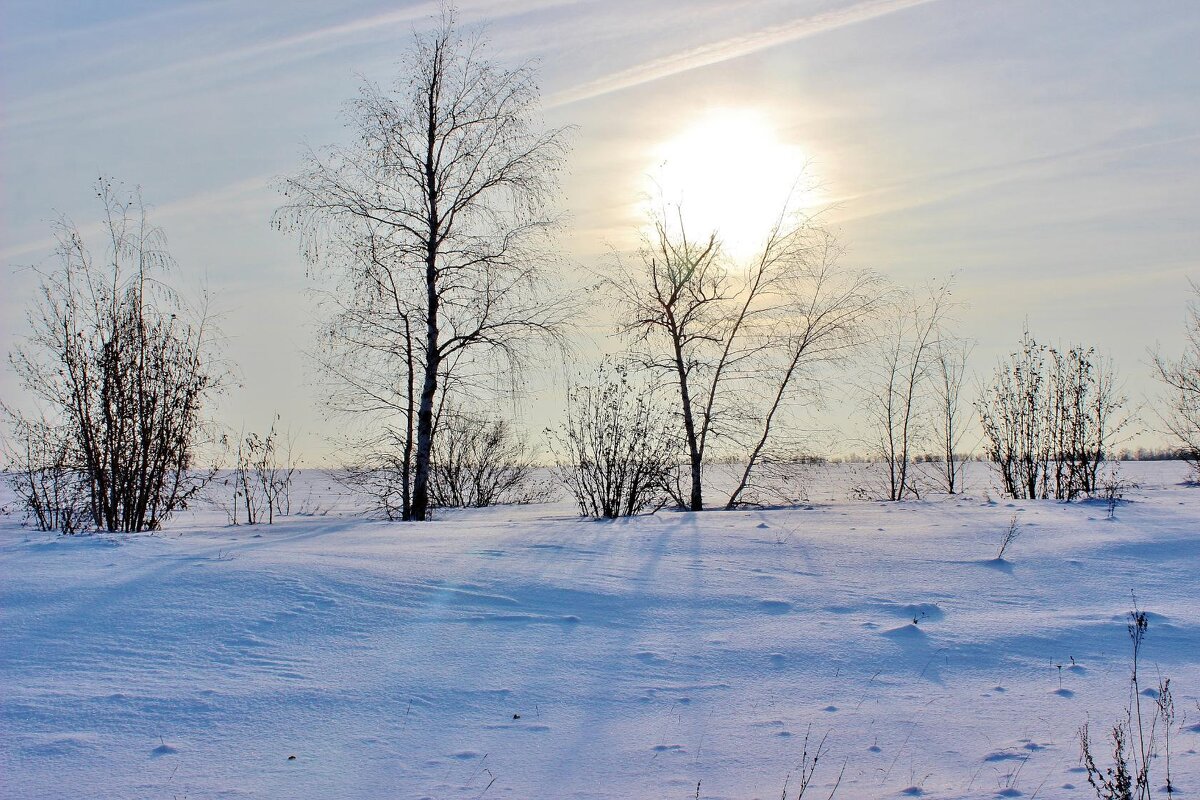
[2,463,1199,799]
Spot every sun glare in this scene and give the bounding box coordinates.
[645,109,819,259]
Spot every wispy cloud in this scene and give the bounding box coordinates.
[2,0,576,134]
[829,131,1200,228]
[545,0,940,108]
[1,173,276,264]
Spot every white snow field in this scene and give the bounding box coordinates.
[2,463,1199,800]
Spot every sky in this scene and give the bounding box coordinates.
[2,0,1199,462]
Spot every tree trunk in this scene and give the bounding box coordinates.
[402,316,415,521]
[410,254,440,522]
[672,337,703,511]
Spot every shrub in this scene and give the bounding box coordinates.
[549,363,678,518]
[429,411,552,508]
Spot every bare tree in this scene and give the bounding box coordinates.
[858,283,952,501]
[609,208,722,511]
[1154,281,1200,479]
[931,334,974,494]
[611,202,880,511]
[305,224,422,519]
[276,7,572,520]
[6,179,222,532]
[725,231,882,508]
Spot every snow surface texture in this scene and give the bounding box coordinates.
[2,463,1198,799]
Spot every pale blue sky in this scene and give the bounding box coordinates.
[3,0,1198,458]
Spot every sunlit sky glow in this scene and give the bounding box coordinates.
[648,108,819,259]
[2,0,1198,460]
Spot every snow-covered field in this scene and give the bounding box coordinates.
[2,463,1199,799]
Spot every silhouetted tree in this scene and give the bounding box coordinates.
[931,334,974,494]
[858,282,953,500]
[1154,281,1200,479]
[611,203,880,510]
[277,7,571,520]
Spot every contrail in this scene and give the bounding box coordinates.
[545,0,941,109]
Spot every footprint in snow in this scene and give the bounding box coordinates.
[1053,688,1075,698]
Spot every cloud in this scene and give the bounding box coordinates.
[2,0,577,134]
[545,0,940,108]
[828,131,1200,228]
[1,173,276,264]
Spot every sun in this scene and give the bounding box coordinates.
[645,108,819,259]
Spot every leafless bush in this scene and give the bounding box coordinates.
[549,363,679,518]
[429,410,553,508]
[294,496,332,517]
[979,329,1126,500]
[336,429,413,521]
[692,729,843,800]
[782,728,844,799]
[996,513,1020,560]
[6,179,222,533]
[1099,464,1133,521]
[224,416,300,525]
[1079,608,1175,800]
[1,412,88,533]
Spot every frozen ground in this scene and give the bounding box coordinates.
[2,462,1199,799]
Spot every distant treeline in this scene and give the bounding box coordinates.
[745,449,1195,466]
[1114,447,1197,461]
